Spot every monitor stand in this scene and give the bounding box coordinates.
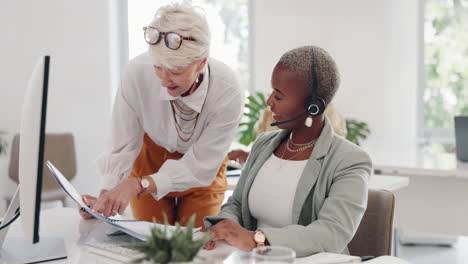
[0,187,67,264]
[1,237,67,264]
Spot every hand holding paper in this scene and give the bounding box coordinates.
[45,161,201,241]
[80,195,97,219]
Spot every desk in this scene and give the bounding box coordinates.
[371,150,468,236]
[4,208,407,264]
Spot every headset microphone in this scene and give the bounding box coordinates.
[270,111,308,127]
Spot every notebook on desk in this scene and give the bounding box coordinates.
[455,116,468,161]
[46,161,201,241]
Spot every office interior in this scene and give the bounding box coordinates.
[1,0,467,263]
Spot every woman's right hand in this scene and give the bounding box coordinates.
[79,190,109,220]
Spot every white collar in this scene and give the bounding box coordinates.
[158,64,209,113]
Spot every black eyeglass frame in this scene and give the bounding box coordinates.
[143,26,196,50]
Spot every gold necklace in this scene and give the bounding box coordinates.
[278,138,312,169]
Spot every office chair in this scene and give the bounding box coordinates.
[5,133,77,206]
[348,189,395,257]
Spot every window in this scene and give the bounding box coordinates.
[127,0,249,89]
[422,0,468,147]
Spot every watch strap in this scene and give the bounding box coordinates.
[136,176,147,200]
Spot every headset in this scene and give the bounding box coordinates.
[271,47,326,127]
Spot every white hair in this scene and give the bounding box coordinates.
[147,1,210,70]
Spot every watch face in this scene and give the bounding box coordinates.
[254,231,266,242]
[141,179,150,188]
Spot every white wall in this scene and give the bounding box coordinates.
[251,0,421,163]
[0,0,126,213]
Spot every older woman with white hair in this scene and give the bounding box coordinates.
[204,45,371,256]
[79,2,244,230]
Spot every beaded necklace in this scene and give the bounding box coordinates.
[170,100,200,142]
[170,69,209,142]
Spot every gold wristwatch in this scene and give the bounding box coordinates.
[254,229,266,247]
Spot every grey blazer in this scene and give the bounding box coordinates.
[204,117,372,257]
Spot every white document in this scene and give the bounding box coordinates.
[46,161,201,241]
[364,256,409,264]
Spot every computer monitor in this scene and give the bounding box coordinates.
[455,116,468,161]
[20,55,50,244]
[0,56,67,263]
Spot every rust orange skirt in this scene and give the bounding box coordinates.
[129,134,228,230]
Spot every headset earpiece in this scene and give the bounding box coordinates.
[304,96,326,116]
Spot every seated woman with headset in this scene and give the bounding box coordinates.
[203,46,372,257]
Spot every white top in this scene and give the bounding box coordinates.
[96,52,244,199]
[248,154,308,228]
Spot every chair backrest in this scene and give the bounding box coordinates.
[8,133,77,191]
[348,189,395,257]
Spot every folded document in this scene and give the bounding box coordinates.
[46,161,201,241]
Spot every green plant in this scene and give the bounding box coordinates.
[0,131,8,155]
[130,215,209,264]
[345,119,371,146]
[238,92,267,146]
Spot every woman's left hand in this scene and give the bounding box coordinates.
[91,178,140,217]
[205,219,256,252]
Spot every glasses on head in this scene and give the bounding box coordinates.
[143,26,196,50]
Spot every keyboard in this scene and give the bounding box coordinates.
[84,241,145,263]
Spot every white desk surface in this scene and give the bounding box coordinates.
[4,208,408,264]
[227,174,410,192]
[371,149,468,178]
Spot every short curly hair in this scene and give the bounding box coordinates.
[277,45,340,105]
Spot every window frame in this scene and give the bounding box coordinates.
[417,0,457,146]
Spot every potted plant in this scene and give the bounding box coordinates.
[345,119,371,146]
[238,92,268,146]
[130,215,212,264]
